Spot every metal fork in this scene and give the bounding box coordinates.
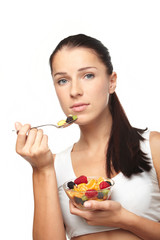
[12,119,77,133]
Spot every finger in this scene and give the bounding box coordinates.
[69,200,82,215]
[33,129,43,147]
[15,122,22,134]
[84,200,110,210]
[40,134,48,148]
[69,201,90,218]
[25,128,38,148]
[16,124,31,150]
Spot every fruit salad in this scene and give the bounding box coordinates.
[63,175,114,210]
[57,115,78,127]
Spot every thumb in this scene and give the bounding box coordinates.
[15,122,22,132]
[84,200,109,210]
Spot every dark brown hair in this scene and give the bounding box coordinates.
[49,34,151,178]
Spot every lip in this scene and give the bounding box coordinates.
[70,103,90,112]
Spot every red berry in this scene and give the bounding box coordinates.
[99,181,110,189]
[74,175,88,185]
[85,189,98,198]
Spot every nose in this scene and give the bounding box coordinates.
[70,80,83,98]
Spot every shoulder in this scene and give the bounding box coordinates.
[149,131,160,185]
[149,131,160,153]
[53,154,56,162]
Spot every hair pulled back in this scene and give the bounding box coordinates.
[49,34,151,178]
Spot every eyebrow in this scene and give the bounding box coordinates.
[78,66,97,71]
[53,66,97,77]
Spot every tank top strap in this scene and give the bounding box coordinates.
[140,129,152,160]
[140,129,159,183]
[54,145,75,188]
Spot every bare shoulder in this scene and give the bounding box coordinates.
[149,131,160,184]
[53,154,56,162]
[150,131,160,152]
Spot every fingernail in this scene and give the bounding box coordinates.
[15,122,20,134]
[15,122,20,129]
[84,202,91,208]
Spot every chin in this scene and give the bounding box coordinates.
[76,116,94,126]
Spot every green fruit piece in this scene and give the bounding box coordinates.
[102,189,110,196]
[72,115,78,120]
[82,195,88,201]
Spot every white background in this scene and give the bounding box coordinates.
[0,0,160,239]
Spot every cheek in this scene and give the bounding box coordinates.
[55,88,67,108]
[89,81,109,99]
[89,82,110,109]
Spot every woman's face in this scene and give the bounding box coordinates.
[51,47,117,125]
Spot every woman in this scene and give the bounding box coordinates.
[15,34,160,240]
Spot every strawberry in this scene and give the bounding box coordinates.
[99,181,110,189]
[74,175,88,185]
[85,189,98,198]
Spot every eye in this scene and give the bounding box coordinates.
[57,79,68,85]
[84,73,94,79]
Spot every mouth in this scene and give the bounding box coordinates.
[70,103,90,112]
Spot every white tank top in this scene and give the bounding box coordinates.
[54,130,160,239]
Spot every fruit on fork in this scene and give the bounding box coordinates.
[57,115,78,127]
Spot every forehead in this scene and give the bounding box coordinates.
[51,47,106,72]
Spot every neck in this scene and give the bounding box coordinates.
[77,108,112,152]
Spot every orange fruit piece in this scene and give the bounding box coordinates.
[86,179,97,190]
[74,183,88,192]
[66,190,75,198]
[73,191,84,198]
[94,183,100,191]
[66,189,83,198]
[97,177,105,184]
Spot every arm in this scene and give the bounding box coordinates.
[149,131,160,186]
[127,131,160,239]
[33,167,66,240]
[70,198,160,240]
[121,211,160,240]
[69,131,160,240]
[15,122,66,240]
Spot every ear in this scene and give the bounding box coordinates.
[109,72,117,94]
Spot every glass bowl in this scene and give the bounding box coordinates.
[63,176,115,210]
